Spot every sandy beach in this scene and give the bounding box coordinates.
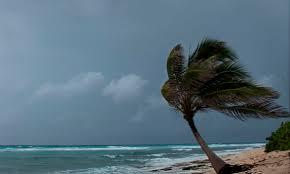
[152,148,290,174]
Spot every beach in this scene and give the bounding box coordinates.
[152,148,290,174]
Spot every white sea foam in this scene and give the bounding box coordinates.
[0,143,264,152]
[145,145,263,169]
[168,143,264,151]
[145,154,205,168]
[105,146,149,150]
[208,143,264,148]
[173,148,194,151]
[0,146,150,152]
[145,153,167,157]
[103,155,116,159]
[54,166,149,174]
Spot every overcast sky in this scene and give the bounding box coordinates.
[0,0,289,145]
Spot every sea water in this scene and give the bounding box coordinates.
[0,143,264,174]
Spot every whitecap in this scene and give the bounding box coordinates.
[54,166,149,174]
[0,146,150,152]
[103,155,116,159]
[145,153,166,157]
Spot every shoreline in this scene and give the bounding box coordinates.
[151,148,290,174]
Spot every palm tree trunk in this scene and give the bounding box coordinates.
[186,118,230,174]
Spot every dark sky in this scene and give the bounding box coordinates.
[0,0,289,145]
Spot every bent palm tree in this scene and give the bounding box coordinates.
[161,38,289,174]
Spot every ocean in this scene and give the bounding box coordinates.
[0,143,264,174]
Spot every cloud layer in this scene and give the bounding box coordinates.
[34,72,148,103]
[35,72,104,97]
[103,74,147,102]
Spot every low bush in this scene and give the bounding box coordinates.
[265,121,290,152]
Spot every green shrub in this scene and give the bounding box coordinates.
[265,121,290,152]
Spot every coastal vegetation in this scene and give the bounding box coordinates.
[265,121,290,152]
[161,38,289,174]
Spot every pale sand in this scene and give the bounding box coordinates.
[206,148,290,174]
[152,148,290,174]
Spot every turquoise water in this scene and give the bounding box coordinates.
[0,143,264,174]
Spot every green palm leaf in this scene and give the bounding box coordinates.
[188,38,237,67]
[167,44,186,81]
[213,100,289,120]
[162,38,289,118]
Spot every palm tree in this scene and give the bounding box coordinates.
[161,38,289,174]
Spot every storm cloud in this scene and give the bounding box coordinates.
[0,0,288,145]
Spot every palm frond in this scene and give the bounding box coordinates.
[213,100,289,120]
[200,82,279,103]
[188,38,237,67]
[196,60,279,105]
[161,38,289,120]
[161,80,182,110]
[214,61,250,79]
[167,44,186,81]
[196,62,250,95]
[201,86,280,111]
[182,65,208,94]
